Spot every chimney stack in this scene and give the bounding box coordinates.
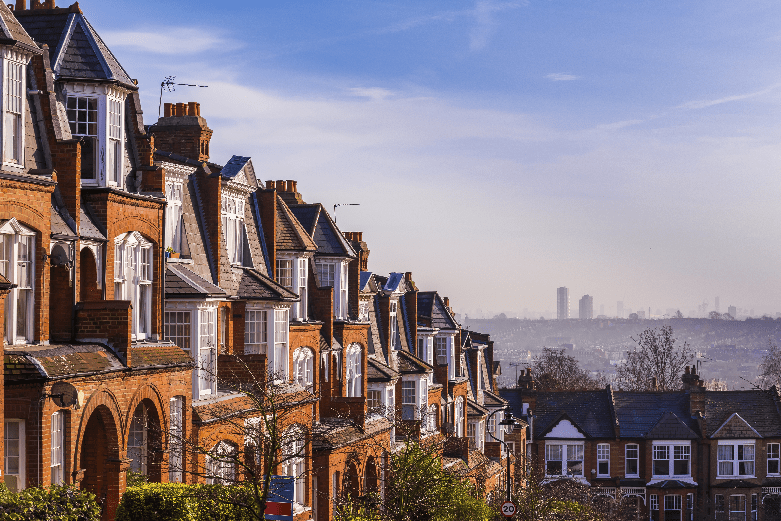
[150,101,212,162]
[272,179,305,205]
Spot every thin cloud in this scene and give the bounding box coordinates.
[348,87,394,101]
[676,83,781,110]
[102,28,238,55]
[546,73,580,81]
[470,1,525,50]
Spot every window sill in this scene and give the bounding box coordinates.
[717,475,756,479]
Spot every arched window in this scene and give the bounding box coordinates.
[206,441,237,484]
[293,347,314,387]
[0,218,35,344]
[345,344,362,397]
[281,426,306,505]
[114,232,153,340]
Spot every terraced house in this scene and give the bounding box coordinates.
[502,366,781,520]
[0,2,514,520]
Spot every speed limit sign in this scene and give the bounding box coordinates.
[501,500,517,517]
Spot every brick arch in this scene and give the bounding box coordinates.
[74,387,124,472]
[342,452,363,497]
[123,383,168,449]
[108,217,160,245]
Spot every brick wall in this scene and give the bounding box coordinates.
[75,300,131,364]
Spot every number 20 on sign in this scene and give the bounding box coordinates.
[501,501,517,517]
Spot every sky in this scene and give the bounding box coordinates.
[76,0,781,318]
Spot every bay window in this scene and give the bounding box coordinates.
[597,443,610,477]
[730,495,746,521]
[245,309,267,354]
[198,307,216,397]
[454,397,464,437]
[402,381,415,420]
[164,311,191,354]
[268,308,289,381]
[298,258,308,320]
[107,97,123,186]
[652,442,690,477]
[221,195,246,265]
[293,347,314,388]
[664,495,682,521]
[368,390,382,413]
[206,441,237,484]
[625,443,639,477]
[316,259,348,319]
[165,181,184,253]
[435,336,447,364]
[278,256,308,321]
[769,443,780,475]
[545,443,584,477]
[4,59,24,166]
[114,232,153,341]
[650,495,659,521]
[66,96,98,181]
[717,442,755,477]
[277,259,293,289]
[0,219,35,344]
[346,343,362,397]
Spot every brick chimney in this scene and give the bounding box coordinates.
[269,179,305,206]
[518,368,536,390]
[149,102,213,162]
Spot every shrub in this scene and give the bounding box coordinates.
[0,483,100,521]
[116,482,257,521]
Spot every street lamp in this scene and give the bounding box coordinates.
[487,406,522,503]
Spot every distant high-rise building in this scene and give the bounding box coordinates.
[600,304,605,316]
[728,305,737,319]
[557,287,570,320]
[579,295,593,320]
[617,301,624,318]
[715,296,720,313]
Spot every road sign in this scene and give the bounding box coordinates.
[501,500,517,518]
[265,475,294,521]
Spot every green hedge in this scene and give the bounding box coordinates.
[117,483,258,521]
[0,483,100,521]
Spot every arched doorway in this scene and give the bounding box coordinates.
[343,461,360,498]
[79,405,120,521]
[364,457,378,494]
[127,399,163,483]
[79,248,100,302]
[49,244,73,341]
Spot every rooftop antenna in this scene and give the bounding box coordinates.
[159,76,209,117]
[333,203,359,223]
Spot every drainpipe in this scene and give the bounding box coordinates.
[160,200,167,342]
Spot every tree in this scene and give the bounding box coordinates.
[337,443,496,521]
[675,310,684,319]
[757,341,781,389]
[615,326,694,391]
[531,348,606,391]
[709,311,723,320]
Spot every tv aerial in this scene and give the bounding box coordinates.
[158,76,209,117]
[333,203,359,223]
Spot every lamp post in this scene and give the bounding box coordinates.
[487,406,522,503]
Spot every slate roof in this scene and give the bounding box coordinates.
[467,399,488,418]
[16,8,135,88]
[218,156,251,179]
[384,272,404,293]
[705,390,781,438]
[166,264,226,297]
[396,349,433,374]
[78,204,105,240]
[129,344,193,369]
[312,416,393,451]
[5,344,123,381]
[644,411,698,440]
[614,392,700,438]
[275,197,316,252]
[288,204,355,258]
[237,268,298,301]
[360,271,372,291]
[367,357,399,382]
[647,480,697,489]
[483,390,507,408]
[0,3,39,50]
[417,291,458,330]
[51,204,75,236]
[504,389,616,439]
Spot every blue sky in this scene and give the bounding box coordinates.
[82,0,781,317]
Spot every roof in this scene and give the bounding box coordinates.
[644,411,698,440]
[483,390,507,408]
[275,197,317,252]
[16,7,134,88]
[367,357,399,382]
[129,344,194,369]
[5,343,123,381]
[166,264,226,297]
[705,390,781,438]
[614,392,700,438]
[312,416,393,451]
[79,204,105,240]
[396,349,433,374]
[0,3,39,51]
[51,204,75,236]
[288,204,355,258]
[218,156,254,183]
[383,272,404,293]
[360,271,372,291]
[467,399,488,418]
[237,268,298,301]
[417,291,458,330]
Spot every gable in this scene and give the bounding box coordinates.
[712,412,761,439]
[545,418,586,439]
[645,411,699,440]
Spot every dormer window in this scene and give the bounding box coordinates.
[1,53,31,170]
[114,232,153,341]
[107,98,123,186]
[316,258,348,319]
[67,96,98,181]
[165,181,184,253]
[277,256,308,321]
[221,195,246,265]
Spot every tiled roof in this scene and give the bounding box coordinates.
[276,197,316,252]
[518,389,616,439]
[360,271,372,291]
[384,273,403,293]
[288,204,319,235]
[645,411,699,440]
[192,394,258,425]
[467,399,488,418]
[79,204,105,240]
[614,392,699,438]
[312,416,393,451]
[483,390,507,408]
[0,3,38,50]
[705,390,781,438]
[367,357,399,382]
[417,291,458,330]
[51,204,75,236]
[5,344,123,381]
[237,268,298,301]
[129,344,193,369]
[396,350,433,374]
[166,264,225,297]
[289,204,355,258]
[218,156,252,180]
[17,9,134,88]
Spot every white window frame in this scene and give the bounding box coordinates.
[436,332,456,379]
[107,96,124,186]
[164,181,184,253]
[401,380,416,420]
[545,442,585,477]
[281,426,306,506]
[346,343,362,397]
[454,396,464,437]
[277,258,293,289]
[169,396,184,483]
[164,310,191,354]
[293,347,314,388]
[221,194,245,266]
[316,258,348,319]
[206,441,237,485]
[367,389,382,412]
[198,307,217,398]
[664,495,682,519]
[4,419,25,492]
[625,443,639,477]
[729,494,746,521]
[128,402,148,475]
[272,308,289,381]
[0,220,35,345]
[769,443,781,475]
[50,411,64,485]
[597,443,610,477]
[717,440,755,478]
[359,300,368,322]
[435,336,447,365]
[651,441,691,478]
[245,308,268,355]
[467,421,477,449]
[114,232,153,341]
[298,257,308,321]
[389,301,398,350]
[3,57,27,169]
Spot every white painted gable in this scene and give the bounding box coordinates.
[545,419,585,439]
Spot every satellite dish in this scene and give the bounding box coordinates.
[50,382,79,408]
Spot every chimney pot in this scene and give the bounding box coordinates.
[175,102,187,116]
[275,180,285,191]
[164,103,173,117]
[266,180,275,190]
[188,101,199,117]
[14,0,24,10]
[685,366,690,374]
[443,297,450,308]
